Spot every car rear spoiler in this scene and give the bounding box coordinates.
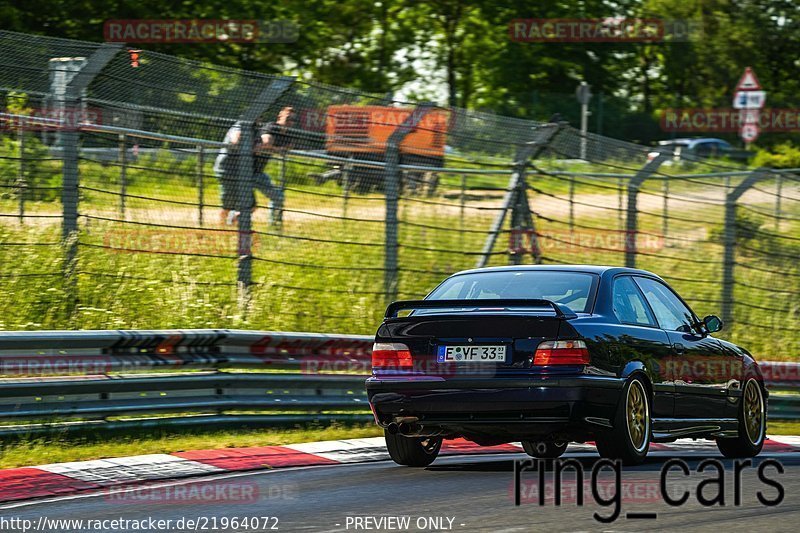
[384,299,578,319]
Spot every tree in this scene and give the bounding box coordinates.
[2,0,800,146]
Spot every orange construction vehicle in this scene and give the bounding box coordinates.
[320,105,450,194]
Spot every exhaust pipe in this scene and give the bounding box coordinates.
[386,422,399,435]
[398,422,421,435]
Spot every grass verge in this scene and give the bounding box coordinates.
[0,423,384,469]
[765,420,800,436]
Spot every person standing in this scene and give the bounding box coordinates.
[213,106,295,226]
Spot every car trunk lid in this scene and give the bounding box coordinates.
[375,299,581,376]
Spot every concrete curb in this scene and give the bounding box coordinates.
[2,435,799,504]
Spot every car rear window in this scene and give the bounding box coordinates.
[427,271,597,313]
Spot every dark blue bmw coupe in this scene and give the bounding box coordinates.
[366,265,766,466]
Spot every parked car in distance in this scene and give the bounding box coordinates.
[366,265,766,466]
[648,137,753,163]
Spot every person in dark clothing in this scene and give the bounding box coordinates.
[213,106,295,226]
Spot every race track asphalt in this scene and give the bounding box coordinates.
[2,448,798,532]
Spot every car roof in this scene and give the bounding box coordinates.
[448,264,663,279]
[687,138,731,147]
[658,138,692,146]
[658,137,731,148]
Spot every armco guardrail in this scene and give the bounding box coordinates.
[0,329,373,371]
[0,330,797,435]
[0,329,374,435]
[760,362,800,421]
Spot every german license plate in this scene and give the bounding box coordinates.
[437,345,507,363]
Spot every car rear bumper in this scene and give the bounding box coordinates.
[366,375,625,441]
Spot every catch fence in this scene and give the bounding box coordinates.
[0,30,798,359]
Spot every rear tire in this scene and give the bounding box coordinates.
[521,440,568,458]
[596,376,651,466]
[384,430,442,467]
[716,378,765,458]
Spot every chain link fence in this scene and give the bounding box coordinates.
[0,30,798,358]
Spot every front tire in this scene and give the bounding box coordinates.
[596,376,651,466]
[521,440,568,458]
[384,430,442,467]
[717,378,766,458]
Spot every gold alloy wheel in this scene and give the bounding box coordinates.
[743,379,765,445]
[626,380,649,453]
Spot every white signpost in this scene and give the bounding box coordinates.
[740,123,759,143]
[575,81,592,160]
[733,90,765,109]
[733,67,765,145]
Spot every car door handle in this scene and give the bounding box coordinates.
[673,343,685,355]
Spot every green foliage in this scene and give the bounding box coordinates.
[4,1,800,146]
[5,91,32,115]
[0,133,61,202]
[753,144,800,169]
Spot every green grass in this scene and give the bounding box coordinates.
[766,420,800,436]
[0,136,798,356]
[0,423,383,469]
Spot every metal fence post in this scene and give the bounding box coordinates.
[568,174,575,234]
[17,124,25,223]
[774,172,783,232]
[508,160,534,266]
[61,125,79,269]
[662,178,669,241]
[234,77,295,292]
[624,153,668,267]
[459,172,467,249]
[197,144,205,226]
[276,153,288,231]
[118,133,127,216]
[721,168,769,326]
[342,156,353,221]
[235,121,256,292]
[61,43,123,308]
[477,123,562,269]
[384,103,435,302]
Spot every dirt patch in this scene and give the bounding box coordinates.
[1,183,796,233]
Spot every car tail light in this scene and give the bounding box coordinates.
[372,342,413,370]
[534,340,590,365]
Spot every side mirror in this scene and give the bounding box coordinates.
[703,315,723,333]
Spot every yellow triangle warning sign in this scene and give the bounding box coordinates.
[736,67,761,90]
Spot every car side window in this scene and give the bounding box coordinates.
[695,143,713,157]
[436,280,466,299]
[634,277,695,331]
[612,276,656,326]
